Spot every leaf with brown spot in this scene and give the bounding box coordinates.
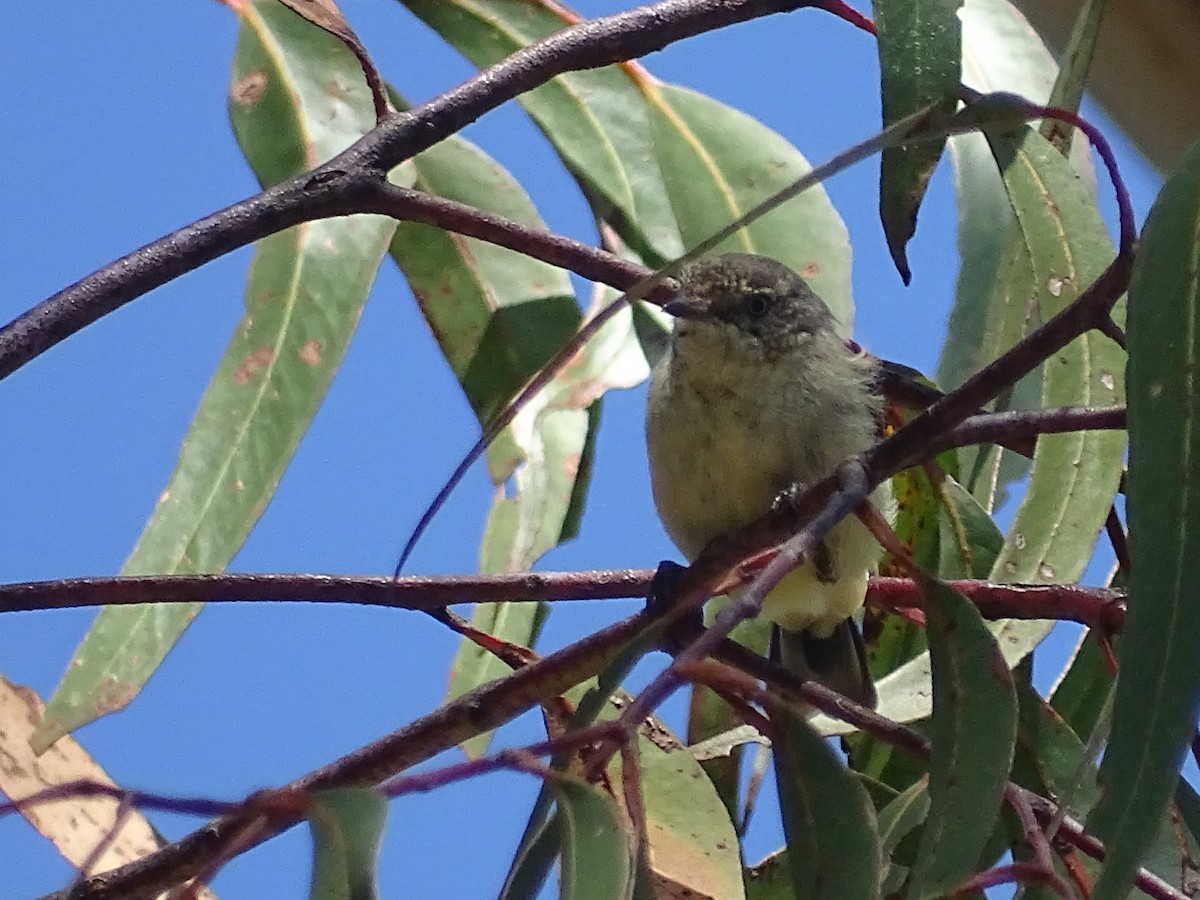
[33,0,398,751]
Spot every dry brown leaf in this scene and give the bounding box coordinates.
[0,676,215,898]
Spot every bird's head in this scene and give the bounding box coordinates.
[665,253,837,359]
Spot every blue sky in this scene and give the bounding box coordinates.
[0,1,1167,897]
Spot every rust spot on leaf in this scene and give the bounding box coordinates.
[231,71,267,106]
[233,346,275,385]
[800,262,820,279]
[94,676,143,717]
[298,340,323,367]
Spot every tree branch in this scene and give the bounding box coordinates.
[0,573,1125,631]
[43,612,650,900]
[1,0,824,382]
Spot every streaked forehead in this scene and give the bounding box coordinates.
[681,253,802,295]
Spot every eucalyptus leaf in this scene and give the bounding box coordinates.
[34,0,397,749]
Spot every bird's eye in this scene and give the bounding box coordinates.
[746,291,771,317]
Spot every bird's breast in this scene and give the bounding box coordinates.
[646,350,810,559]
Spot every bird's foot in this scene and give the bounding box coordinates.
[647,560,704,653]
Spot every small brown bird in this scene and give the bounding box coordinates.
[645,253,886,707]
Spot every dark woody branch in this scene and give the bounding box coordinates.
[350,0,829,172]
[43,612,650,900]
[0,0,823,382]
[37,596,1178,900]
[0,572,1126,630]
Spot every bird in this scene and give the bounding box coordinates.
[645,252,886,707]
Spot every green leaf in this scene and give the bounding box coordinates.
[877,778,931,858]
[33,0,396,750]
[308,788,388,900]
[744,850,794,900]
[813,615,1042,738]
[1014,678,1200,898]
[871,0,963,282]
[686,685,743,825]
[852,469,1002,775]
[686,601,773,824]
[1041,0,1108,150]
[983,125,1125,589]
[385,88,652,755]
[554,776,637,900]
[645,82,854,329]
[893,467,1005,579]
[1012,676,1099,812]
[876,778,932,892]
[906,581,1016,899]
[504,685,742,900]
[1089,137,1200,900]
[772,703,882,900]
[1049,628,1115,738]
[1011,677,1102,900]
[636,716,745,900]
[944,0,1095,510]
[399,0,681,263]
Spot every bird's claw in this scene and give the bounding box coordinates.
[647,560,704,653]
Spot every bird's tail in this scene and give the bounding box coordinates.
[774,618,877,709]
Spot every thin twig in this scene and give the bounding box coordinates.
[42,613,649,900]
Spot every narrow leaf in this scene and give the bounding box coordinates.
[636,715,744,900]
[554,776,636,900]
[33,0,396,749]
[906,581,1016,899]
[876,778,931,893]
[854,468,1002,775]
[944,0,1095,510]
[983,126,1125,588]
[871,0,963,282]
[308,788,388,900]
[1089,137,1200,900]
[686,604,772,825]
[386,116,580,754]
[1049,628,1115,739]
[504,687,741,900]
[1041,0,1108,150]
[772,703,882,900]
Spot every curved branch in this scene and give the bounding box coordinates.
[1,0,818,382]
[45,612,649,900]
[0,175,375,381]
[347,0,820,171]
[357,183,670,301]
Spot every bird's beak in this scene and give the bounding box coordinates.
[662,295,709,319]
